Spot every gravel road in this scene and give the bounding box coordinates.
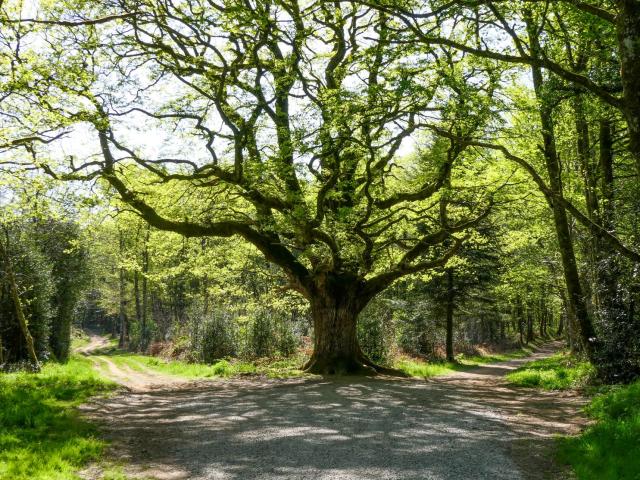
[81,343,585,480]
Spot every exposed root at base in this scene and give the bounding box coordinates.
[302,354,408,377]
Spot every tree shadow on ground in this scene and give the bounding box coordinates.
[82,364,585,480]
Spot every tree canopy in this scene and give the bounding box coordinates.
[1,0,639,378]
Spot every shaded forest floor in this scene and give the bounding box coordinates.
[79,341,587,480]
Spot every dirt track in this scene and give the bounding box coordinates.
[78,334,188,392]
[80,342,585,480]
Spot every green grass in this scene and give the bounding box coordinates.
[70,334,90,350]
[505,351,595,390]
[558,380,640,480]
[99,343,540,381]
[505,350,639,479]
[90,337,119,355]
[393,343,539,379]
[104,351,309,379]
[86,338,548,382]
[0,357,116,480]
[457,344,536,365]
[393,359,460,378]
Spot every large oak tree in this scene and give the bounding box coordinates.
[0,1,504,373]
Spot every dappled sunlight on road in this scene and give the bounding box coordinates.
[80,344,585,480]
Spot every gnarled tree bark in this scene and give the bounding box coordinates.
[302,274,374,375]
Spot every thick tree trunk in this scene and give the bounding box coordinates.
[617,0,640,174]
[551,202,595,351]
[303,288,373,375]
[301,275,402,376]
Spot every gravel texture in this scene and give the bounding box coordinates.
[80,343,586,480]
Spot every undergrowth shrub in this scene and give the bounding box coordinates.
[246,309,299,358]
[0,232,54,366]
[197,311,237,363]
[248,310,275,357]
[358,301,392,364]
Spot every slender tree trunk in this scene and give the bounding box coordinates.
[134,271,142,327]
[526,16,596,355]
[141,226,150,350]
[617,0,640,174]
[118,231,129,349]
[133,225,142,347]
[112,312,118,339]
[561,287,579,352]
[526,303,534,343]
[574,95,600,312]
[557,309,564,336]
[445,268,455,362]
[0,233,39,370]
[574,96,600,223]
[599,119,615,229]
[516,297,524,345]
[201,239,210,317]
[597,119,620,311]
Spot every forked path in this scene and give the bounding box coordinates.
[78,334,188,392]
[80,342,586,480]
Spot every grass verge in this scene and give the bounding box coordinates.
[505,351,594,390]
[393,342,540,379]
[558,380,640,480]
[0,356,116,480]
[97,342,542,381]
[104,351,310,379]
[505,350,639,479]
[392,359,459,377]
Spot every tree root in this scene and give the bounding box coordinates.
[302,351,408,377]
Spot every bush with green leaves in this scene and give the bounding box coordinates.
[0,226,54,365]
[34,219,89,362]
[591,267,640,383]
[358,299,394,364]
[245,309,299,359]
[196,311,238,363]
